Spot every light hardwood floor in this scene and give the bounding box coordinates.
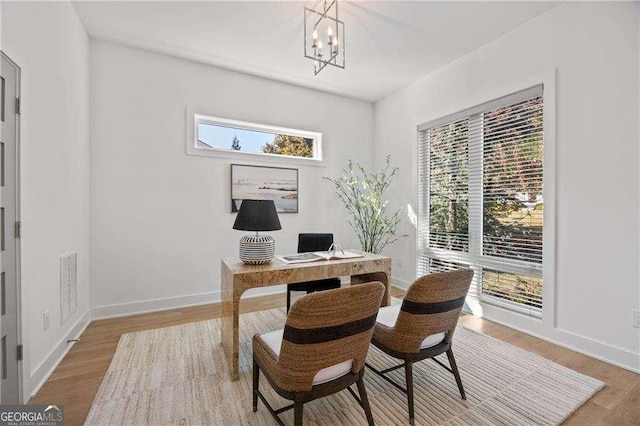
[30,288,639,425]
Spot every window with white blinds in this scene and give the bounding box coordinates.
[418,85,544,317]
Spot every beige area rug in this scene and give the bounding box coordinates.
[85,306,604,425]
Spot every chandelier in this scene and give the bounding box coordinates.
[304,0,345,75]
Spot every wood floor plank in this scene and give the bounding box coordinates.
[563,399,610,425]
[29,287,640,426]
[601,383,640,425]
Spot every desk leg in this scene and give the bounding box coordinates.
[221,268,241,381]
[350,272,390,307]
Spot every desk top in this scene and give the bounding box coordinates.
[222,250,390,275]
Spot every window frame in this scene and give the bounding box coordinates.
[417,76,556,324]
[185,108,324,166]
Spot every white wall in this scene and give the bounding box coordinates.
[374,1,640,372]
[1,1,91,400]
[89,41,374,318]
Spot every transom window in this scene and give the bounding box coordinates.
[418,85,544,317]
[191,114,322,162]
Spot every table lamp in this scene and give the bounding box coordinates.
[233,199,282,265]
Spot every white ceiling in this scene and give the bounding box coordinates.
[72,1,559,102]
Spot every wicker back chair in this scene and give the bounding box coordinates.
[253,281,386,426]
[366,269,474,425]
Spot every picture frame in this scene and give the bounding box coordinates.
[231,164,299,213]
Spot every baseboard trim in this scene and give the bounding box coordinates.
[483,312,639,374]
[90,286,288,321]
[91,291,222,320]
[463,301,640,374]
[551,326,640,374]
[27,310,91,401]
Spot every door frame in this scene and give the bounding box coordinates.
[1,51,24,403]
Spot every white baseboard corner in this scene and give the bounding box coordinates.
[27,309,91,401]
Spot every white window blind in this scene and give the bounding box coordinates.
[418,85,544,317]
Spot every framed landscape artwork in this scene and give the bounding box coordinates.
[231,164,299,213]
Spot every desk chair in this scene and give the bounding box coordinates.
[286,233,341,312]
[366,269,474,425]
[253,282,386,426]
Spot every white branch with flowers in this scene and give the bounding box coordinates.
[324,155,407,254]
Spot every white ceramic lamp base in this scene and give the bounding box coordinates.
[239,234,275,265]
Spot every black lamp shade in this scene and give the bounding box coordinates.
[233,199,282,232]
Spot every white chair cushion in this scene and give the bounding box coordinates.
[376,305,446,349]
[259,329,354,386]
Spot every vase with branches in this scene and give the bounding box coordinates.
[324,155,407,254]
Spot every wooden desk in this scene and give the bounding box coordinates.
[220,252,392,380]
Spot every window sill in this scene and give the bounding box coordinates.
[185,145,326,167]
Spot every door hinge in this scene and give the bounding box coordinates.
[17,345,23,361]
[15,221,21,239]
[15,98,21,115]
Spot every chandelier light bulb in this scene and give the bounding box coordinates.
[304,0,345,75]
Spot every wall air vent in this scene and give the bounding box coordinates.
[60,252,78,324]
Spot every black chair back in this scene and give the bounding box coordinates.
[298,233,334,253]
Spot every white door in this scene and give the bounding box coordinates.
[0,52,21,404]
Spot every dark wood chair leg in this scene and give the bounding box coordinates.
[286,289,291,313]
[294,401,304,426]
[446,349,466,400]
[404,360,415,426]
[356,375,375,426]
[253,359,259,412]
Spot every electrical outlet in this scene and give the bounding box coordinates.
[43,310,50,331]
[633,309,640,329]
